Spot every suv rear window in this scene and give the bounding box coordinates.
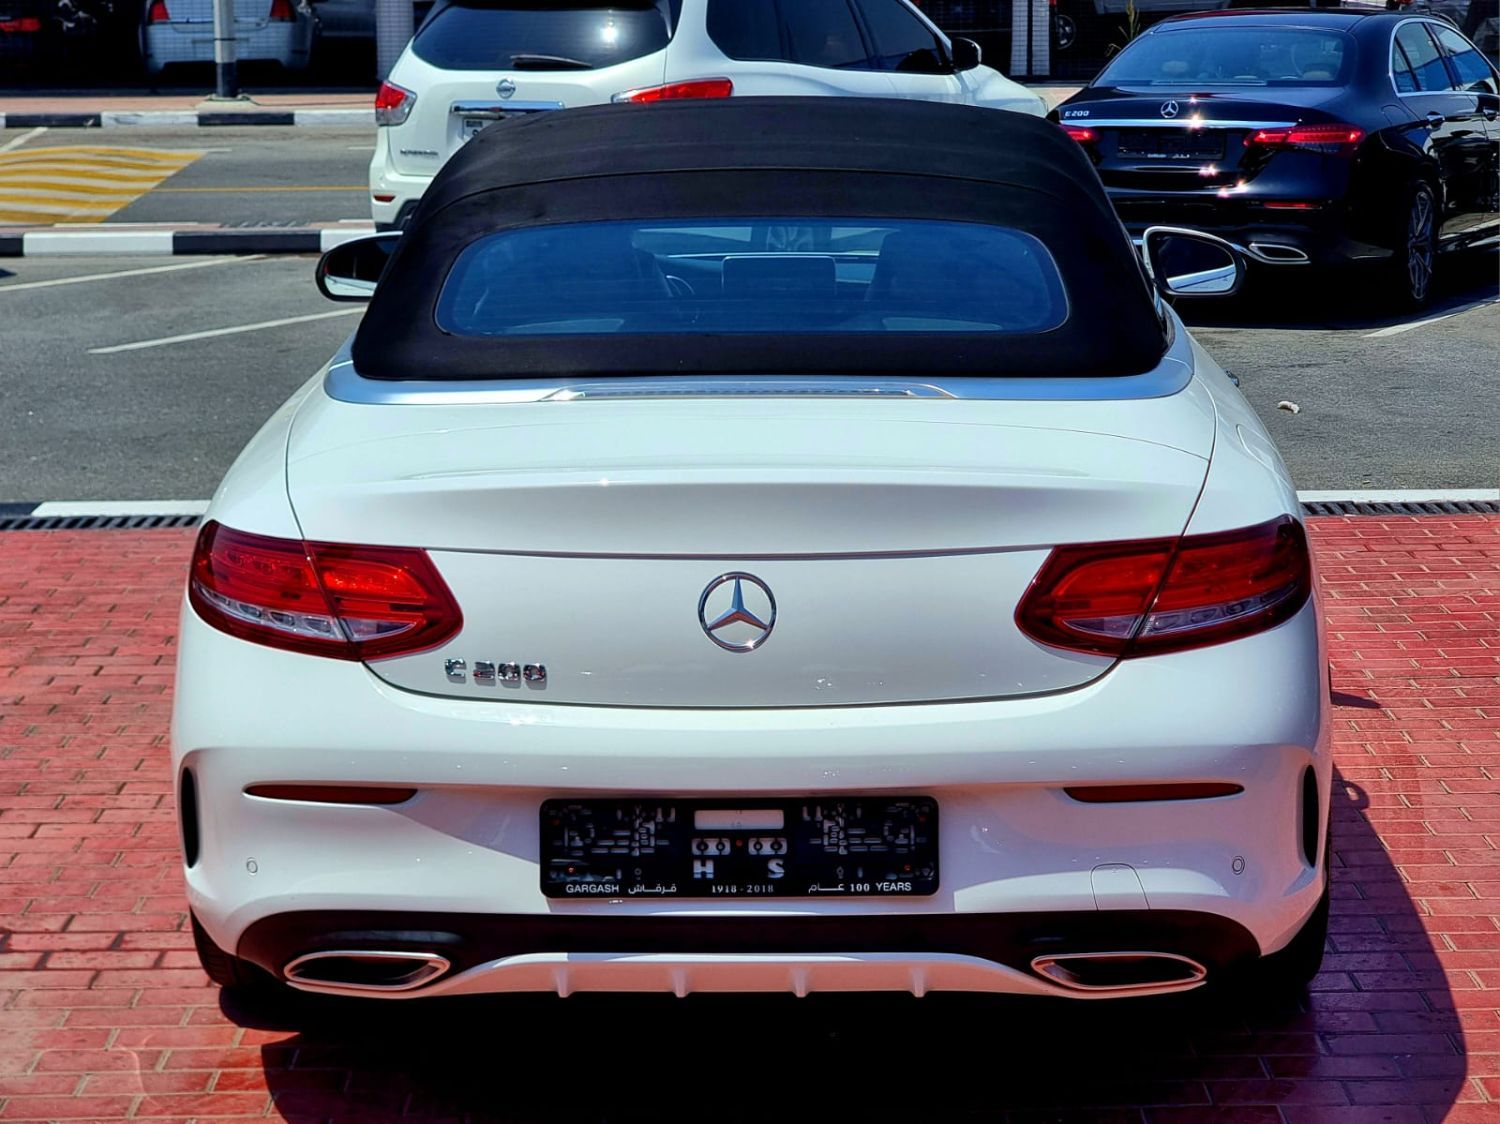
[1098,27,1355,86]
[412,0,679,71]
[435,218,1068,337]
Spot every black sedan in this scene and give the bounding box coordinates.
[1051,10,1499,305]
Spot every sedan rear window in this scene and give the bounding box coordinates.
[412,0,679,71]
[1098,27,1355,86]
[435,218,1069,337]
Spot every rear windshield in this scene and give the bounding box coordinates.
[1097,27,1355,86]
[412,0,679,71]
[435,218,1069,337]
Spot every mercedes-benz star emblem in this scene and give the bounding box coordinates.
[1159,100,1180,119]
[698,573,777,652]
[497,78,517,99]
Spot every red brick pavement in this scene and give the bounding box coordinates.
[0,517,1496,1122]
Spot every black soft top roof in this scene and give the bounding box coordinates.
[353,98,1166,381]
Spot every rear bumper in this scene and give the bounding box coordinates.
[1111,192,1391,267]
[239,908,1260,1000]
[173,587,1332,999]
[142,21,311,70]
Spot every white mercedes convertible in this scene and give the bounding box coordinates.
[173,98,1331,1005]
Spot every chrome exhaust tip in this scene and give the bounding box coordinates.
[1247,243,1311,265]
[283,949,451,994]
[1031,951,1208,994]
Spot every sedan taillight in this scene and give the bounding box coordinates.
[1016,516,1311,657]
[188,521,462,661]
[613,78,733,104]
[374,80,416,126]
[1245,123,1364,155]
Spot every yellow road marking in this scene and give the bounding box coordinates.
[0,144,202,223]
[0,167,176,186]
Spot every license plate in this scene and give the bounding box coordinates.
[461,117,492,142]
[541,797,938,899]
[1117,129,1225,159]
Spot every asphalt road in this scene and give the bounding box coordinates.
[0,125,372,226]
[0,250,1495,502]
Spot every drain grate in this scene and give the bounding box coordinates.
[0,513,203,532]
[1301,500,1500,517]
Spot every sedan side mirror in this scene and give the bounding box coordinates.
[316,233,401,302]
[949,37,982,72]
[1141,227,1245,298]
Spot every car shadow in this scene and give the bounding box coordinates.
[225,763,1467,1121]
[1178,247,1498,332]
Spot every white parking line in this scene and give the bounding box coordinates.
[31,500,209,516]
[1363,296,1500,338]
[88,307,362,354]
[0,126,47,154]
[0,255,266,294]
[1298,488,1500,503]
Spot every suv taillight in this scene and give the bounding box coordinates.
[146,0,169,22]
[188,521,462,661]
[1016,516,1311,657]
[613,78,733,104]
[268,0,294,20]
[1246,123,1363,155]
[374,80,416,126]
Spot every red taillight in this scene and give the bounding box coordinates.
[0,15,43,29]
[146,0,169,22]
[615,78,733,104]
[1061,124,1098,144]
[1016,516,1311,657]
[374,80,416,126]
[188,521,462,661]
[1246,123,1363,155]
[268,0,294,20]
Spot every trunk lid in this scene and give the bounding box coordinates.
[1066,87,1348,191]
[286,389,1215,708]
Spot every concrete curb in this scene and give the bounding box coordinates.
[0,108,374,128]
[0,223,376,256]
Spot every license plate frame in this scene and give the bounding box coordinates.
[1117,129,1225,160]
[540,796,939,899]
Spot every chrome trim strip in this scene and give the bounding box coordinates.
[1069,118,1296,129]
[450,100,564,115]
[321,323,1197,405]
[1132,232,1308,267]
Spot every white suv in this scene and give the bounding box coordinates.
[369,0,1046,228]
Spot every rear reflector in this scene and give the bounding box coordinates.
[614,78,733,104]
[1066,783,1244,803]
[189,521,462,661]
[1016,515,1311,657]
[246,784,418,805]
[374,80,416,126]
[1246,123,1363,155]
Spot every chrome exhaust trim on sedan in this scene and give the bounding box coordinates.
[1030,951,1209,994]
[283,950,451,994]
